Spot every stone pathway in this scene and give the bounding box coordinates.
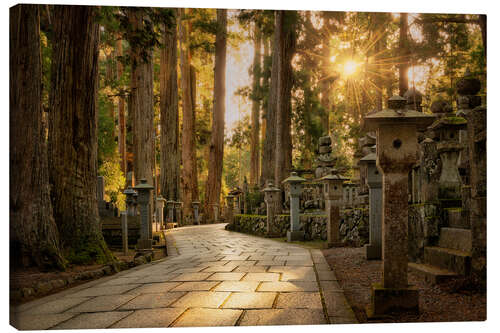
[10,224,357,329]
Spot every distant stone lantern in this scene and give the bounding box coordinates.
[133,179,154,250]
[364,95,435,317]
[262,181,281,237]
[166,200,175,223]
[283,172,306,242]
[174,201,182,225]
[403,87,423,112]
[192,201,201,225]
[123,187,137,216]
[156,195,167,229]
[359,146,383,260]
[225,195,235,226]
[321,170,349,247]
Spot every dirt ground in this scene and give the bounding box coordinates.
[322,246,486,323]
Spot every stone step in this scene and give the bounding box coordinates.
[424,246,471,275]
[408,262,457,284]
[439,227,472,252]
[445,208,469,229]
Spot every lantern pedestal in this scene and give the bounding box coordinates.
[367,283,419,319]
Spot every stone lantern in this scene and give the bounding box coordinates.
[225,195,235,226]
[321,170,348,247]
[428,114,467,201]
[364,95,435,317]
[174,201,182,226]
[212,203,220,223]
[283,172,306,242]
[262,181,281,237]
[404,87,423,112]
[166,200,175,223]
[156,195,167,229]
[133,179,154,250]
[123,187,137,216]
[192,201,201,225]
[359,146,382,260]
[132,192,139,216]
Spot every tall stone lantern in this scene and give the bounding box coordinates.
[133,179,154,251]
[174,201,182,226]
[166,200,175,223]
[192,201,201,225]
[262,182,281,237]
[364,96,435,317]
[156,195,167,229]
[321,170,348,247]
[359,146,383,260]
[123,187,137,216]
[283,172,306,242]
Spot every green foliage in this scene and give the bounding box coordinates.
[97,93,117,164]
[98,153,126,211]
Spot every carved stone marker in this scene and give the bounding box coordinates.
[262,182,281,237]
[225,195,235,226]
[364,96,435,317]
[283,172,306,242]
[213,203,220,223]
[321,170,348,248]
[124,187,137,216]
[166,200,175,223]
[174,201,182,226]
[121,211,128,255]
[134,178,154,251]
[156,196,166,228]
[359,146,383,260]
[192,201,200,225]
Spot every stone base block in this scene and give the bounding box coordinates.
[364,243,381,260]
[137,238,153,250]
[287,230,304,242]
[367,283,419,318]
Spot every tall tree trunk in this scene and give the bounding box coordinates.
[179,8,198,222]
[478,14,486,57]
[274,10,296,187]
[116,39,127,175]
[48,5,112,263]
[160,18,180,201]
[205,9,227,222]
[261,14,280,187]
[249,23,262,188]
[398,13,409,97]
[259,36,270,186]
[10,4,65,269]
[128,10,139,181]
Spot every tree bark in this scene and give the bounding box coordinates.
[259,36,270,186]
[160,17,180,201]
[274,10,296,187]
[179,8,198,221]
[116,39,127,175]
[249,23,262,188]
[10,4,65,270]
[48,5,112,264]
[205,9,227,222]
[128,10,139,181]
[478,14,486,56]
[398,13,409,97]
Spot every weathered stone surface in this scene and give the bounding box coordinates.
[54,311,133,329]
[65,294,137,313]
[21,297,90,315]
[239,309,327,326]
[67,284,141,298]
[112,308,184,328]
[170,272,213,281]
[130,282,181,294]
[275,292,323,309]
[258,281,318,292]
[214,281,260,292]
[119,291,187,309]
[242,272,280,281]
[170,291,231,308]
[207,272,245,281]
[173,308,242,327]
[222,292,276,309]
[11,313,76,330]
[170,281,219,291]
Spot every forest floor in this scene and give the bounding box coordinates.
[322,247,486,323]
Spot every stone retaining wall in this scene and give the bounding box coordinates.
[230,208,369,246]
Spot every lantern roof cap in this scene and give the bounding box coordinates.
[133,178,154,190]
[282,172,306,184]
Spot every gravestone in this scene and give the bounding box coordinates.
[156,196,166,228]
[121,211,128,255]
[262,182,281,237]
[213,203,220,223]
[321,170,348,247]
[174,201,182,226]
[225,195,235,226]
[364,95,435,317]
[283,172,306,242]
[166,200,175,223]
[192,201,200,225]
[124,187,137,216]
[133,179,154,251]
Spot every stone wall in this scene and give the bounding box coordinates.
[229,208,369,246]
[408,203,441,262]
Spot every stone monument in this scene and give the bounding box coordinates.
[321,170,348,247]
[133,179,154,251]
[283,172,306,242]
[262,181,281,237]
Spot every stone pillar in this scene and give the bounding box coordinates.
[283,172,306,242]
[364,95,435,317]
[121,211,128,255]
[321,171,348,248]
[225,196,235,226]
[132,192,138,216]
[360,148,383,259]
[134,179,154,251]
[124,187,137,216]
[166,200,175,223]
[156,196,166,229]
[192,201,200,225]
[262,182,281,237]
[213,203,220,223]
[243,178,249,214]
[174,201,182,226]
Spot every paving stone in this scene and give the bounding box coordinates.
[170,281,219,291]
[140,273,181,283]
[66,284,141,297]
[223,292,276,309]
[119,292,187,310]
[285,260,314,266]
[242,272,280,281]
[207,272,245,281]
[249,255,275,260]
[169,272,213,281]
[281,270,316,281]
[21,297,90,315]
[52,311,132,329]
[203,265,238,272]
[317,270,337,281]
[268,266,312,273]
[10,313,75,330]
[329,316,358,324]
[234,265,269,273]
[275,292,323,309]
[315,263,332,271]
[255,260,285,266]
[222,255,250,261]
[173,308,242,327]
[66,294,137,313]
[319,280,342,291]
[130,282,181,294]
[214,281,260,292]
[112,308,185,328]
[323,291,356,318]
[97,277,142,286]
[225,260,257,266]
[258,281,319,292]
[170,291,231,308]
[239,309,326,326]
